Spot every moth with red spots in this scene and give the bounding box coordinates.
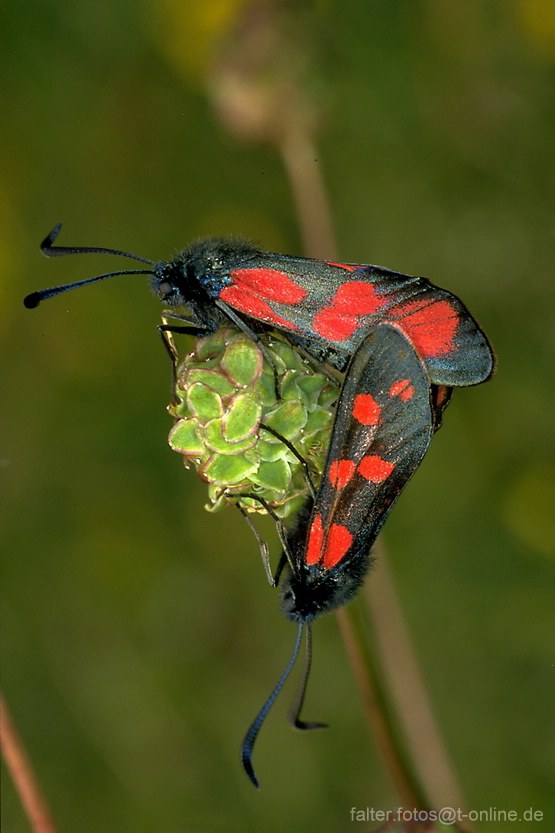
[25,228,491,785]
[241,323,434,787]
[24,226,495,389]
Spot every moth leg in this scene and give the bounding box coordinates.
[287,339,342,386]
[259,423,316,499]
[158,314,209,401]
[215,300,281,399]
[272,551,288,586]
[235,504,275,585]
[231,493,296,578]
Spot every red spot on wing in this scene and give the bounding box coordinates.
[322,524,353,568]
[306,514,324,566]
[389,379,415,401]
[230,268,308,305]
[312,307,359,341]
[219,286,299,330]
[333,282,383,315]
[353,393,381,425]
[358,455,395,483]
[391,299,458,357]
[328,459,356,490]
[312,281,386,342]
[306,517,353,568]
[326,261,361,272]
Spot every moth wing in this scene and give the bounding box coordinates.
[307,324,434,570]
[222,258,494,386]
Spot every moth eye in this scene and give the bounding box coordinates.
[158,280,175,299]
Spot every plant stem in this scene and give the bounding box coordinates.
[335,605,427,809]
[1,691,60,833]
[279,125,337,259]
[366,546,469,811]
[276,122,468,818]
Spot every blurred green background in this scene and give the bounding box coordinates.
[2,1,554,831]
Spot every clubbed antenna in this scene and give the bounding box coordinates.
[241,623,305,788]
[288,625,327,730]
[24,224,156,308]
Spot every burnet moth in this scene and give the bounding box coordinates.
[24,225,491,785]
[24,225,495,389]
[241,323,434,787]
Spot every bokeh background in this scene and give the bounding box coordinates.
[2,2,554,831]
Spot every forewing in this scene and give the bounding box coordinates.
[305,324,434,570]
[219,255,494,387]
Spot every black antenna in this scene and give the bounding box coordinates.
[23,224,156,309]
[241,622,304,788]
[288,625,327,730]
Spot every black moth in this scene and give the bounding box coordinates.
[25,224,495,388]
[241,323,434,787]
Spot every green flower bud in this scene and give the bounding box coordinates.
[167,327,339,519]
